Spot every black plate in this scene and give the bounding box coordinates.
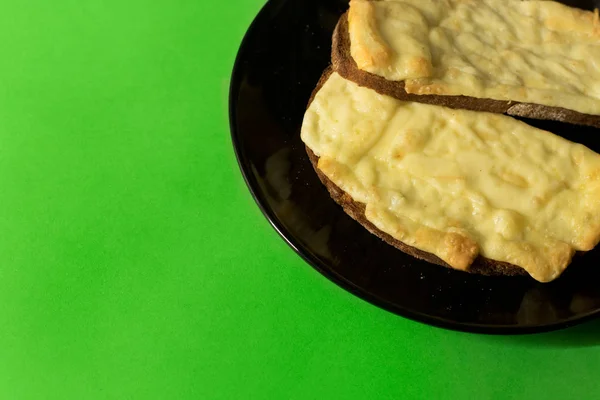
[229,0,600,333]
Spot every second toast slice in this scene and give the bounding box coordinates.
[333,0,600,128]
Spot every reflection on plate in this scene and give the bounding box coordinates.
[229,0,600,333]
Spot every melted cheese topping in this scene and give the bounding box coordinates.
[301,73,600,282]
[348,0,600,115]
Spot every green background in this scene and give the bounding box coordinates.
[0,0,598,398]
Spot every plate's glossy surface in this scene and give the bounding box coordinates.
[229,0,600,333]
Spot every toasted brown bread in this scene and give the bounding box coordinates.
[305,67,528,278]
[331,12,600,129]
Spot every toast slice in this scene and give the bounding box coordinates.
[332,1,600,128]
[304,69,526,279]
[302,68,600,282]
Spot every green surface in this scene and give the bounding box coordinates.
[0,0,598,398]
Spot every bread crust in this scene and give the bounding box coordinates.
[305,67,528,278]
[331,12,600,129]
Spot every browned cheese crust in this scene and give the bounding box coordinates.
[331,12,600,129]
[305,67,529,277]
